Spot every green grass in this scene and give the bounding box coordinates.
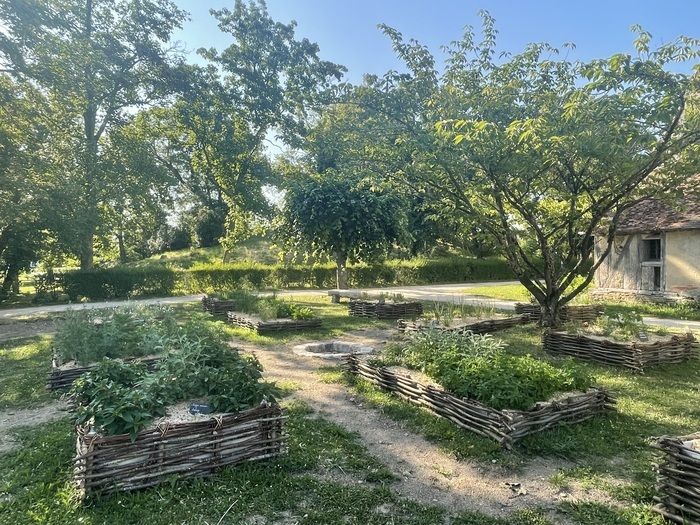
[0,399,554,525]
[460,283,700,322]
[326,323,700,522]
[0,337,53,409]
[460,284,533,302]
[133,237,281,269]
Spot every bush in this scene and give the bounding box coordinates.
[52,306,179,365]
[382,330,593,411]
[62,267,177,300]
[183,256,514,293]
[71,322,277,437]
[58,256,514,300]
[211,289,316,321]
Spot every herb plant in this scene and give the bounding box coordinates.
[71,319,278,438]
[382,330,593,411]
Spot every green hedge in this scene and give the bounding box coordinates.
[60,257,514,300]
[182,256,514,293]
[62,267,178,301]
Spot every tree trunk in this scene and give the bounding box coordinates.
[117,231,127,264]
[539,294,563,328]
[80,0,97,271]
[1,263,19,297]
[335,254,348,290]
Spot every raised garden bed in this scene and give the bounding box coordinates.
[348,299,423,319]
[74,401,285,498]
[543,331,697,372]
[227,311,321,334]
[515,303,604,323]
[345,355,614,448]
[652,432,700,524]
[201,295,238,317]
[397,314,532,335]
[47,356,160,392]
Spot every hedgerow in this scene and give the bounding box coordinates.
[58,256,514,300]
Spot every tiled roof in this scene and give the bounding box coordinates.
[617,193,700,234]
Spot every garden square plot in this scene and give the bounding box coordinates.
[348,299,424,319]
[227,311,322,334]
[543,331,696,371]
[543,312,697,371]
[74,402,286,498]
[346,330,615,448]
[346,356,613,448]
[653,432,700,525]
[514,303,604,323]
[47,306,179,391]
[219,290,322,333]
[201,295,238,317]
[397,314,532,335]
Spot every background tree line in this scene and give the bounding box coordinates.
[1,1,698,324]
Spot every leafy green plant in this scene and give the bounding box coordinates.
[52,305,179,365]
[71,319,278,438]
[383,330,593,411]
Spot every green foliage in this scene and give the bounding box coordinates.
[52,306,178,364]
[594,311,647,340]
[62,267,177,300]
[383,330,593,410]
[184,256,514,292]
[212,289,316,321]
[70,322,276,437]
[277,169,408,284]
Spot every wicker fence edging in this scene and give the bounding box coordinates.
[652,432,700,525]
[348,300,424,320]
[544,331,697,372]
[345,355,614,448]
[397,314,533,335]
[48,356,161,392]
[73,402,286,498]
[227,311,321,334]
[201,296,238,317]
[514,303,604,323]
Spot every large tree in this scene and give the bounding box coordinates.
[0,75,51,296]
[351,16,700,325]
[198,0,345,253]
[0,0,187,269]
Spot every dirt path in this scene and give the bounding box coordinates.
[0,319,55,343]
[0,400,69,454]
[238,329,614,522]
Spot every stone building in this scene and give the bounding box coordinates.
[593,194,700,302]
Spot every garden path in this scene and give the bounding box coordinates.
[2,286,698,331]
[239,329,618,523]
[0,400,68,454]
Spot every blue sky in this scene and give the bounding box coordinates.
[173,0,699,80]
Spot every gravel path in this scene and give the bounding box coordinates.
[239,329,614,521]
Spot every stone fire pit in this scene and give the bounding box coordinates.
[292,340,374,359]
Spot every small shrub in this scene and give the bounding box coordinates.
[52,305,179,365]
[383,330,593,411]
[71,319,277,438]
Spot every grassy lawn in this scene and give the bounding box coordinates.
[323,324,700,524]
[133,237,281,268]
[460,283,700,321]
[0,337,53,409]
